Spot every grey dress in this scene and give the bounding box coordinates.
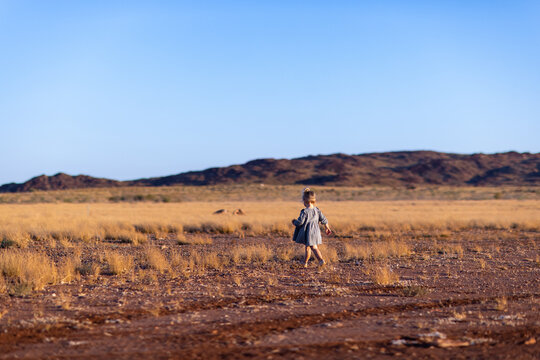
[292,207,328,246]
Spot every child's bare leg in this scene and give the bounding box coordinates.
[310,245,325,264]
[304,246,312,266]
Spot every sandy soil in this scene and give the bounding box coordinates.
[0,229,539,359]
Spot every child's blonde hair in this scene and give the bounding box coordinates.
[302,187,316,204]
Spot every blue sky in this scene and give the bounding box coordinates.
[1,1,539,184]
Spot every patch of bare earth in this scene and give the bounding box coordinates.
[0,229,539,359]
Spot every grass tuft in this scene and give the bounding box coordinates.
[0,250,58,294]
[230,245,272,264]
[142,247,169,273]
[104,251,133,275]
[367,264,399,285]
[177,235,213,245]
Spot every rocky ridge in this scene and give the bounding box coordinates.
[1,151,538,192]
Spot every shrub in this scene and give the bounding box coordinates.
[342,243,370,261]
[104,251,133,275]
[59,255,80,283]
[230,245,271,264]
[367,264,399,285]
[0,249,58,293]
[321,245,339,263]
[102,224,147,245]
[76,262,101,277]
[142,247,169,273]
[177,235,212,245]
[401,285,429,297]
[372,240,411,258]
[0,231,30,249]
[191,252,223,271]
[276,247,294,261]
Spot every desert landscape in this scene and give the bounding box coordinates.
[3,1,539,358]
[0,183,538,359]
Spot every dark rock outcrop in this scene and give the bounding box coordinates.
[0,173,122,192]
[1,151,538,193]
[133,151,539,187]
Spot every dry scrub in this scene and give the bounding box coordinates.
[342,240,411,261]
[366,263,400,285]
[103,251,134,275]
[142,247,169,273]
[0,184,538,204]
[177,235,212,245]
[0,250,57,295]
[0,201,537,246]
[0,199,538,295]
[230,245,272,264]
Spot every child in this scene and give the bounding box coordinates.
[292,188,332,267]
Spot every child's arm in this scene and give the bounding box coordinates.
[324,223,332,235]
[318,208,332,235]
[292,209,307,226]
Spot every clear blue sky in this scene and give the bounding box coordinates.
[1,1,539,184]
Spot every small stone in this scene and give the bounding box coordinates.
[391,339,407,346]
[524,337,536,345]
[68,340,87,346]
[434,339,470,348]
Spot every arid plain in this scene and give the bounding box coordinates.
[0,185,539,359]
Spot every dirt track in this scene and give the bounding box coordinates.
[1,229,539,359]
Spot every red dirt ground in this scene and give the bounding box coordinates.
[0,229,539,359]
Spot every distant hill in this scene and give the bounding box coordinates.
[1,151,539,193]
[0,173,122,193]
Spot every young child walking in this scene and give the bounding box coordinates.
[292,188,332,267]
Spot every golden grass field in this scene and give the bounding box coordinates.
[0,184,538,203]
[0,199,538,242]
[0,197,538,295]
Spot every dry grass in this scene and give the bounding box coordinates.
[232,274,243,286]
[276,247,295,261]
[0,200,537,247]
[372,240,412,258]
[494,297,508,311]
[0,276,6,293]
[0,231,30,249]
[367,264,400,285]
[343,243,371,261]
[0,195,537,295]
[134,222,181,236]
[142,247,169,273]
[177,235,213,245]
[168,249,183,266]
[230,245,272,264]
[477,258,487,269]
[76,262,101,277]
[435,243,464,257]
[401,285,430,297]
[59,255,80,283]
[191,252,223,271]
[0,250,58,294]
[0,184,537,204]
[320,245,339,263]
[103,251,133,275]
[342,240,411,261]
[102,223,148,245]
